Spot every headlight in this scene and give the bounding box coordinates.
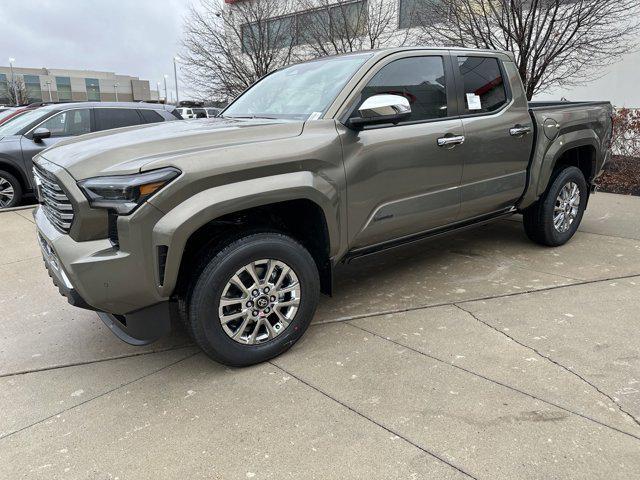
[78,167,180,214]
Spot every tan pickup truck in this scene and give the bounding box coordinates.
[33,48,612,366]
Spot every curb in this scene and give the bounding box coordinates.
[1,204,37,213]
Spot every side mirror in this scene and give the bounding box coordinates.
[32,127,51,142]
[348,94,411,129]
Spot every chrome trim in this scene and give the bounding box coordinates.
[33,164,75,233]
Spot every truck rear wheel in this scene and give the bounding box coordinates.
[186,232,320,367]
[523,166,588,247]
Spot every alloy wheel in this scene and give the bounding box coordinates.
[0,176,15,208]
[218,259,301,345]
[553,182,580,233]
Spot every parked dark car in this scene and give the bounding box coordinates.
[0,102,180,208]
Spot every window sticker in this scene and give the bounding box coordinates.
[466,93,482,111]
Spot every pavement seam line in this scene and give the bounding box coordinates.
[0,344,196,379]
[453,303,640,431]
[270,361,479,480]
[313,272,640,326]
[0,256,42,267]
[347,321,640,442]
[0,351,201,441]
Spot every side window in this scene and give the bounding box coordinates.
[139,109,164,124]
[354,56,448,123]
[94,108,143,131]
[457,56,508,113]
[39,109,91,137]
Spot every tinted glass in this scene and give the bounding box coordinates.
[95,108,142,131]
[458,57,508,113]
[39,109,91,137]
[139,109,164,123]
[356,56,448,123]
[192,108,207,118]
[24,75,42,102]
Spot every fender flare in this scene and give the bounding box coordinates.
[519,129,601,209]
[151,171,341,296]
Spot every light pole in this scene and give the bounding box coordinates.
[8,58,18,106]
[163,75,168,104]
[156,82,161,103]
[114,82,119,102]
[173,56,180,105]
[45,80,53,102]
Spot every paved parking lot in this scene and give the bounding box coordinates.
[1,192,639,479]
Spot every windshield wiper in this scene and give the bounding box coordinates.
[223,115,279,120]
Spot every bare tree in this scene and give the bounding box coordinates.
[414,0,640,99]
[297,0,409,56]
[181,0,297,100]
[2,77,29,106]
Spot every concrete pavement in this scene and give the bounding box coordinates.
[1,192,639,479]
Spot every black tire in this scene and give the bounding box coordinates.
[0,170,23,209]
[523,166,588,246]
[186,232,320,367]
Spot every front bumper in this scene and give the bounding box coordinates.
[35,206,172,345]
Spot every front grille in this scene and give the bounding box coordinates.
[33,164,75,233]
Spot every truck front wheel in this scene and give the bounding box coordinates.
[523,166,588,247]
[186,232,320,367]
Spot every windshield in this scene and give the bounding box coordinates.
[0,108,49,136]
[223,54,371,121]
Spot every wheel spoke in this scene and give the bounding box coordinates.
[220,310,246,324]
[230,274,249,295]
[233,316,252,341]
[277,283,299,295]
[274,266,290,290]
[274,309,290,328]
[277,298,300,308]
[245,262,262,289]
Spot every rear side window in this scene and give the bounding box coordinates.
[139,109,164,124]
[94,108,142,131]
[457,57,508,113]
[355,56,448,123]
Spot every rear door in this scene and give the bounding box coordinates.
[452,53,533,219]
[340,51,466,250]
[94,108,144,132]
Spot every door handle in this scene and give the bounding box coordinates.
[437,135,465,147]
[510,125,532,137]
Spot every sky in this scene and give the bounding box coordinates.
[1,0,638,107]
[1,0,194,100]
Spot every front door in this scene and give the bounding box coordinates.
[340,53,466,250]
[20,108,92,179]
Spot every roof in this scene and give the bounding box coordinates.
[39,102,174,111]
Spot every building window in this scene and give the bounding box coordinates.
[399,0,441,29]
[241,0,368,51]
[56,76,72,101]
[23,75,42,103]
[0,74,8,104]
[457,56,508,113]
[85,78,101,101]
[353,56,448,123]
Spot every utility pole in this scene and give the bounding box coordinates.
[8,58,18,106]
[173,56,180,105]
[114,82,119,102]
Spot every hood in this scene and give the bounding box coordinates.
[38,118,304,179]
